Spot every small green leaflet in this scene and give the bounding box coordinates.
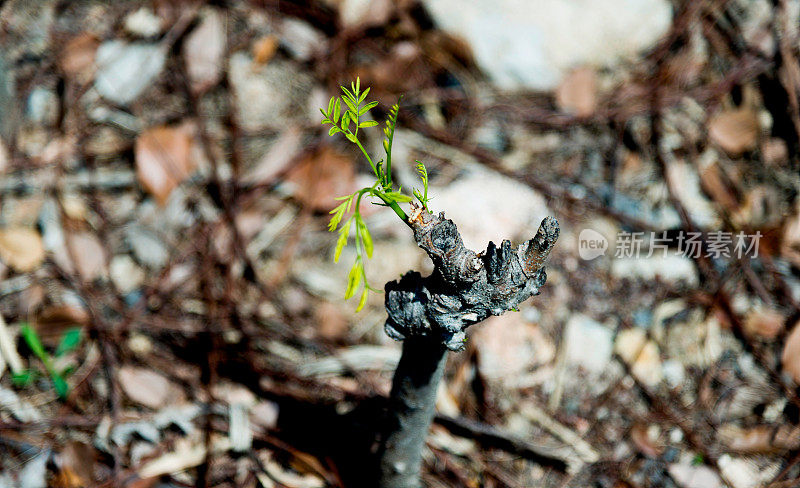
[319,79,433,312]
[358,218,373,258]
[345,260,362,299]
[356,287,369,312]
[56,327,82,357]
[334,218,352,262]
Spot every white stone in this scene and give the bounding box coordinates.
[227,53,313,131]
[719,455,780,488]
[661,359,685,389]
[26,87,58,126]
[666,160,720,229]
[110,255,145,293]
[125,224,169,269]
[563,314,613,373]
[280,19,324,61]
[611,254,699,286]
[472,314,554,380]
[668,463,722,488]
[94,41,166,105]
[431,169,550,251]
[614,328,663,387]
[339,0,392,28]
[124,7,162,38]
[421,0,672,90]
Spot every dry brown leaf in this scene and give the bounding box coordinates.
[59,33,99,83]
[708,108,759,156]
[782,321,800,384]
[35,305,90,346]
[135,125,196,206]
[630,423,663,458]
[720,424,800,453]
[118,366,180,409]
[555,66,597,118]
[253,36,279,65]
[762,138,788,165]
[54,441,97,488]
[699,162,738,212]
[183,9,225,94]
[66,231,107,282]
[284,146,356,211]
[0,227,45,272]
[314,301,348,340]
[743,307,785,340]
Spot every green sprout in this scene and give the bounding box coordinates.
[12,324,82,399]
[321,78,431,310]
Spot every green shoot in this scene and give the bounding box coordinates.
[13,324,82,399]
[321,78,432,310]
[412,161,431,211]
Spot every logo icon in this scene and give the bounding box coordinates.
[578,229,608,260]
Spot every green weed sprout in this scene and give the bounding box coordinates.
[320,78,431,310]
[12,324,82,399]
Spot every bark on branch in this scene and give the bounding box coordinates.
[385,207,560,351]
[377,208,559,488]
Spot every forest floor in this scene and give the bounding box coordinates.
[1,1,800,487]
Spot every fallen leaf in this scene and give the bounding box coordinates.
[630,423,663,458]
[556,66,597,118]
[135,124,196,205]
[743,307,784,340]
[118,366,179,409]
[762,138,788,165]
[138,436,230,479]
[283,146,356,211]
[708,108,759,156]
[253,36,279,65]
[782,321,800,384]
[54,441,96,488]
[59,33,99,83]
[314,301,348,341]
[699,162,738,212]
[35,305,90,347]
[66,231,107,282]
[0,227,46,272]
[720,424,800,453]
[183,8,225,94]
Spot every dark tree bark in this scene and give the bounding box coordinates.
[377,206,559,488]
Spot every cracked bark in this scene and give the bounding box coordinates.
[377,206,559,488]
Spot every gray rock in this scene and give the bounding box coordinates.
[280,19,325,62]
[110,255,146,293]
[421,0,672,90]
[26,87,58,126]
[95,41,167,105]
[563,314,613,373]
[124,7,162,38]
[227,53,313,131]
[125,224,169,269]
[431,169,550,251]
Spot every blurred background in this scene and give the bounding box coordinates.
[0,0,800,487]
